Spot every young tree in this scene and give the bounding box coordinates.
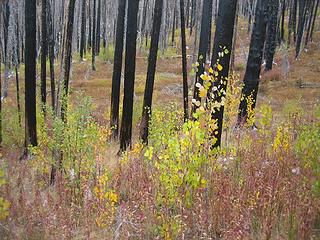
[140,0,164,143]
[238,0,268,124]
[51,0,77,184]
[180,0,189,121]
[25,0,38,148]
[210,0,238,148]
[265,0,280,71]
[41,0,48,112]
[110,0,126,139]
[119,0,140,151]
[192,0,213,115]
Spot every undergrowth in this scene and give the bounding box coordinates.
[0,80,319,239]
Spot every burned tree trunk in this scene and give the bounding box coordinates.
[48,0,56,111]
[180,0,189,121]
[210,0,238,148]
[310,0,319,42]
[140,0,164,143]
[265,0,280,71]
[61,0,77,122]
[41,0,48,112]
[25,0,38,147]
[192,0,213,115]
[120,0,140,151]
[80,0,86,60]
[110,0,126,139]
[238,0,268,124]
[92,0,96,70]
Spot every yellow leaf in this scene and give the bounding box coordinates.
[217,64,223,71]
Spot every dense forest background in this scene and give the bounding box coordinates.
[0,0,320,239]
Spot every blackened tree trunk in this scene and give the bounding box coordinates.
[180,0,189,121]
[310,0,320,42]
[210,0,238,148]
[305,0,316,46]
[61,0,77,122]
[110,0,126,139]
[140,0,164,143]
[15,66,22,127]
[172,1,177,46]
[2,1,10,98]
[41,0,48,112]
[48,0,56,111]
[80,0,87,60]
[119,0,140,151]
[25,0,38,147]
[280,0,286,42]
[88,0,92,49]
[238,0,268,124]
[265,0,280,71]
[192,0,213,115]
[92,0,96,70]
[0,28,2,146]
[96,0,101,55]
[295,0,310,58]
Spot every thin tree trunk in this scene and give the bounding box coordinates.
[140,0,164,143]
[180,0,189,121]
[48,0,56,111]
[110,0,126,139]
[310,0,320,41]
[80,0,86,60]
[15,66,22,127]
[92,0,96,70]
[41,0,48,113]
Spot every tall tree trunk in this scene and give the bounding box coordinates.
[96,0,101,55]
[265,0,280,71]
[25,0,38,148]
[280,0,286,42]
[48,0,56,111]
[0,15,2,145]
[140,0,164,143]
[238,0,268,124]
[92,0,96,70]
[180,0,189,121]
[80,0,87,60]
[210,0,238,148]
[172,1,177,46]
[295,0,310,58]
[305,0,316,46]
[192,0,213,114]
[310,0,320,42]
[41,0,48,112]
[110,0,126,139]
[119,0,140,151]
[61,0,77,122]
